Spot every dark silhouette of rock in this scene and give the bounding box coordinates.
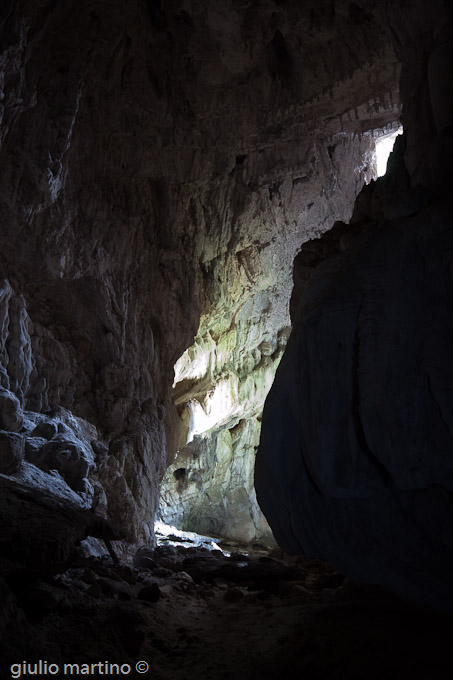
[133,546,158,571]
[34,435,92,493]
[0,477,124,577]
[137,583,161,602]
[256,3,453,613]
[256,198,453,612]
[0,388,23,432]
[0,431,24,474]
[30,420,58,440]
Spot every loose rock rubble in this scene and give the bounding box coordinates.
[2,529,453,680]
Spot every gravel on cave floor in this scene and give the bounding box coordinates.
[5,541,452,680]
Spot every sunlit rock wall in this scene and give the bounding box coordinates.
[160,6,401,542]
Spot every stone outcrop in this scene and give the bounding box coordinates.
[0,475,123,576]
[0,430,24,474]
[255,1,453,612]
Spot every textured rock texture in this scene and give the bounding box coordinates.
[1,0,401,547]
[256,1,453,611]
[159,3,400,543]
[0,475,123,576]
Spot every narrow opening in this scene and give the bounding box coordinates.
[161,123,403,549]
[375,127,402,177]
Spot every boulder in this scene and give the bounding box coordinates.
[133,546,158,571]
[33,435,92,492]
[0,476,124,577]
[0,431,24,474]
[30,420,58,440]
[0,388,23,433]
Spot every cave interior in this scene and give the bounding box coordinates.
[1,0,453,678]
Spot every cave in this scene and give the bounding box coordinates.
[1,1,453,678]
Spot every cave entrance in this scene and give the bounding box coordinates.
[159,337,278,548]
[158,116,402,550]
[375,126,403,176]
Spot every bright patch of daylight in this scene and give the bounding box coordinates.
[375,129,402,177]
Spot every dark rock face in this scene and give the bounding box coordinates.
[256,3,453,612]
[256,196,453,612]
[0,430,24,474]
[0,0,205,545]
[0,387,23,432]
[0,476,123,576]
[33,435,92,493]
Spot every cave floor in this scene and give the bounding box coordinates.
[4,542,453,680]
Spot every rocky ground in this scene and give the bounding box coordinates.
[2,532,452,680]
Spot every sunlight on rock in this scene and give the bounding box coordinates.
[154,519,227,553]
[375,129,402,176]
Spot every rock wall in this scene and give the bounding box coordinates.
[1,0,215,544]
[1,0,400,548]
[159,7,400,542]
[159,128,393,544]
[255,0,453,611]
